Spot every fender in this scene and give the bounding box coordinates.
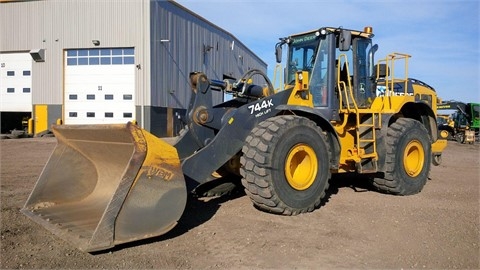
[395,101,439,142]
[275,104,341,171]
[375,101,438,172]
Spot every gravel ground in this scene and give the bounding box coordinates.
[1,136,479,269]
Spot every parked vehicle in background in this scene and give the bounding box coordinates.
[437,101,479,143]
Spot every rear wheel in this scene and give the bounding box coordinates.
[372,118,431,195]
[432,154,442,166]
[240,115,330,215]
[455,132,465,143]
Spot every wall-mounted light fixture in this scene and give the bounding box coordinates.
[29,49,45,62]
[92,40,100,46]
[160,39,170,43]
[203,44,214,54]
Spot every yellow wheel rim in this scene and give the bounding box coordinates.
[440,130,449,139]
[403,140,425,177]
[285,143,318,190]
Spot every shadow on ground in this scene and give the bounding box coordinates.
[101,173,378,254]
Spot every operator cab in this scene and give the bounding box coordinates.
[276,26,377,120]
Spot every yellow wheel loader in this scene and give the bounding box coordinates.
[22,26,447,252]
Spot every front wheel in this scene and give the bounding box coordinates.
[240,115,331,215]
[439,129,452,140]
[372,118,431,195]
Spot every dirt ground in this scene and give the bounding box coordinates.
[1,136,479,269]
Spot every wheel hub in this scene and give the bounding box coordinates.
[285,143,318,190]
[403,140,425,177]
[439,130,449,139]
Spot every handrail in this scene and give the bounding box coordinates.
[376,52,411,97]
[337,54,358,112]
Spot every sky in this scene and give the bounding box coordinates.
[175,0,480,104]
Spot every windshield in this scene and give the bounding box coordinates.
[471,104,480,127]
[436,116,447,125]
[472,104,479,118]
[287,33,321,84]
[287,32,330,107]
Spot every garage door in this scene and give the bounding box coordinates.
[64,48,135,125]
[0,52,32,112]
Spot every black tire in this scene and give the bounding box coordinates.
[455,132,465,144]
[240,115,330,215]
[372,118,431,195]
[432,154,442,166]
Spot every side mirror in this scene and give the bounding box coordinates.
[275,43,283,63]
[339,30,351,51]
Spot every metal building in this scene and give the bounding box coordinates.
[0,0,266,136]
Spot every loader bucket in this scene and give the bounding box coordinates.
[21,123,187,252]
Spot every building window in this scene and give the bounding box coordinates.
[101,57,111,65]
[23,88,31,93]
[67,50,77,57]
[69,94,77,100]
[89,57,99,65]
[124,57,134,64]
[89,49,100,56]
[112,49,122,55]
[67,48,134,66]
[7,71,14,76]
[105,94,114,100]
[112,57,122,65]
[7,88,14,93]
[23,70,31,76]
[69,112,77,117]
[123,94,132,100]
[123,112,132,118]
[105,112,114,118]
[87,94,95,100]
[87,112,95,117]
[78,49,88,56]
[78,58,88,65]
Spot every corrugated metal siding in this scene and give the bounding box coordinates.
[1,0,266,112]
[0,0,149,105]
[150,1,267,109]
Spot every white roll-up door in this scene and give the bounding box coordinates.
[0,52,32,112]
[64,48,135,125]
